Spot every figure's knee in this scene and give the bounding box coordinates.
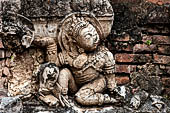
[75,92,105,106]
[58,68,75,95]
[39,94,59,107]
[58,68,72,86]
[75,92,89,106]
[59,68,72,79]
[75,88,97,106]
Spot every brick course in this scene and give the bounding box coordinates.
[142,35,170,45]
[115,53,152,63]
[133,44,157,53]
[115,65,136,73]
[116,76,130,85]
[158,45,170,55]
[154,55,170,65]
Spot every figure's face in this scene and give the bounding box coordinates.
[42,66,59,88]
[77,24,100,51]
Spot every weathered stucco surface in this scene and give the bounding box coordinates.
[0,0,170,113]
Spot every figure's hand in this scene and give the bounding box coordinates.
[58,94,71,107]
[106,74,117,92]
[39,94,60,107]
[52,83,71,108]
[61,51,74,66]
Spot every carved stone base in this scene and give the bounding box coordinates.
[22,97,170,113]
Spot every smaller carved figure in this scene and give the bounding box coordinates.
[37,63,60,106]
[37,63,74,107]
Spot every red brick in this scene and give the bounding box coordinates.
[0,49,5,59]
[158,45,170,55]
[154,54,170,65]
[153,36,170,44]
[116,76,130,85]
[143,35,170,44]
[115,54,152,63]
[115,65,136,73]
[142,35,153,43]
[162,77,170,87]
[147,27,168,34]
[114,42,133,52]
[147,0,170,4]
[152,36,170,44]
[111,0,136,3]
[163,88,170,97]
[115,54,134,63]
[113,34,130,42]
[166,66,170,74]
[133,44,157,53]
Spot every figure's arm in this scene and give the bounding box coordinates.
[103,51,117,92]
[33,36,60,66]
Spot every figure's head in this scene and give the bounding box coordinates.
[38,63,59,88]
[59,13,104,53]
[1,0,34,53]
[72,20,100,51]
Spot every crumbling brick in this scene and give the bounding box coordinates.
[162,77,170,87]
[154,54,170,65]
[133,44,157,53]
[115,65,136,73]
[152,36,170,44]
[158,45,170,55]
[115,53,152,63]
[112,34,130,42]
[116,76,130,85]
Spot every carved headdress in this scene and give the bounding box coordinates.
[58,12,104,54]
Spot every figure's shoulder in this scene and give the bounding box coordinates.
[97,46,115,74]
[97,45,114,60]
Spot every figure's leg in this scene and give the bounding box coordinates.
[106,74,117,92]
[39,84,60,107]
[75,76,116,106]
[39,94,60,107]
[57,68,77,95]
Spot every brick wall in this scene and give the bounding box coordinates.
[0,0,170,96]
[108,0,170,96]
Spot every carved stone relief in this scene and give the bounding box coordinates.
[0,0,117,108]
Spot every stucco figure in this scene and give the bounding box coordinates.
[55,13,117,106]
